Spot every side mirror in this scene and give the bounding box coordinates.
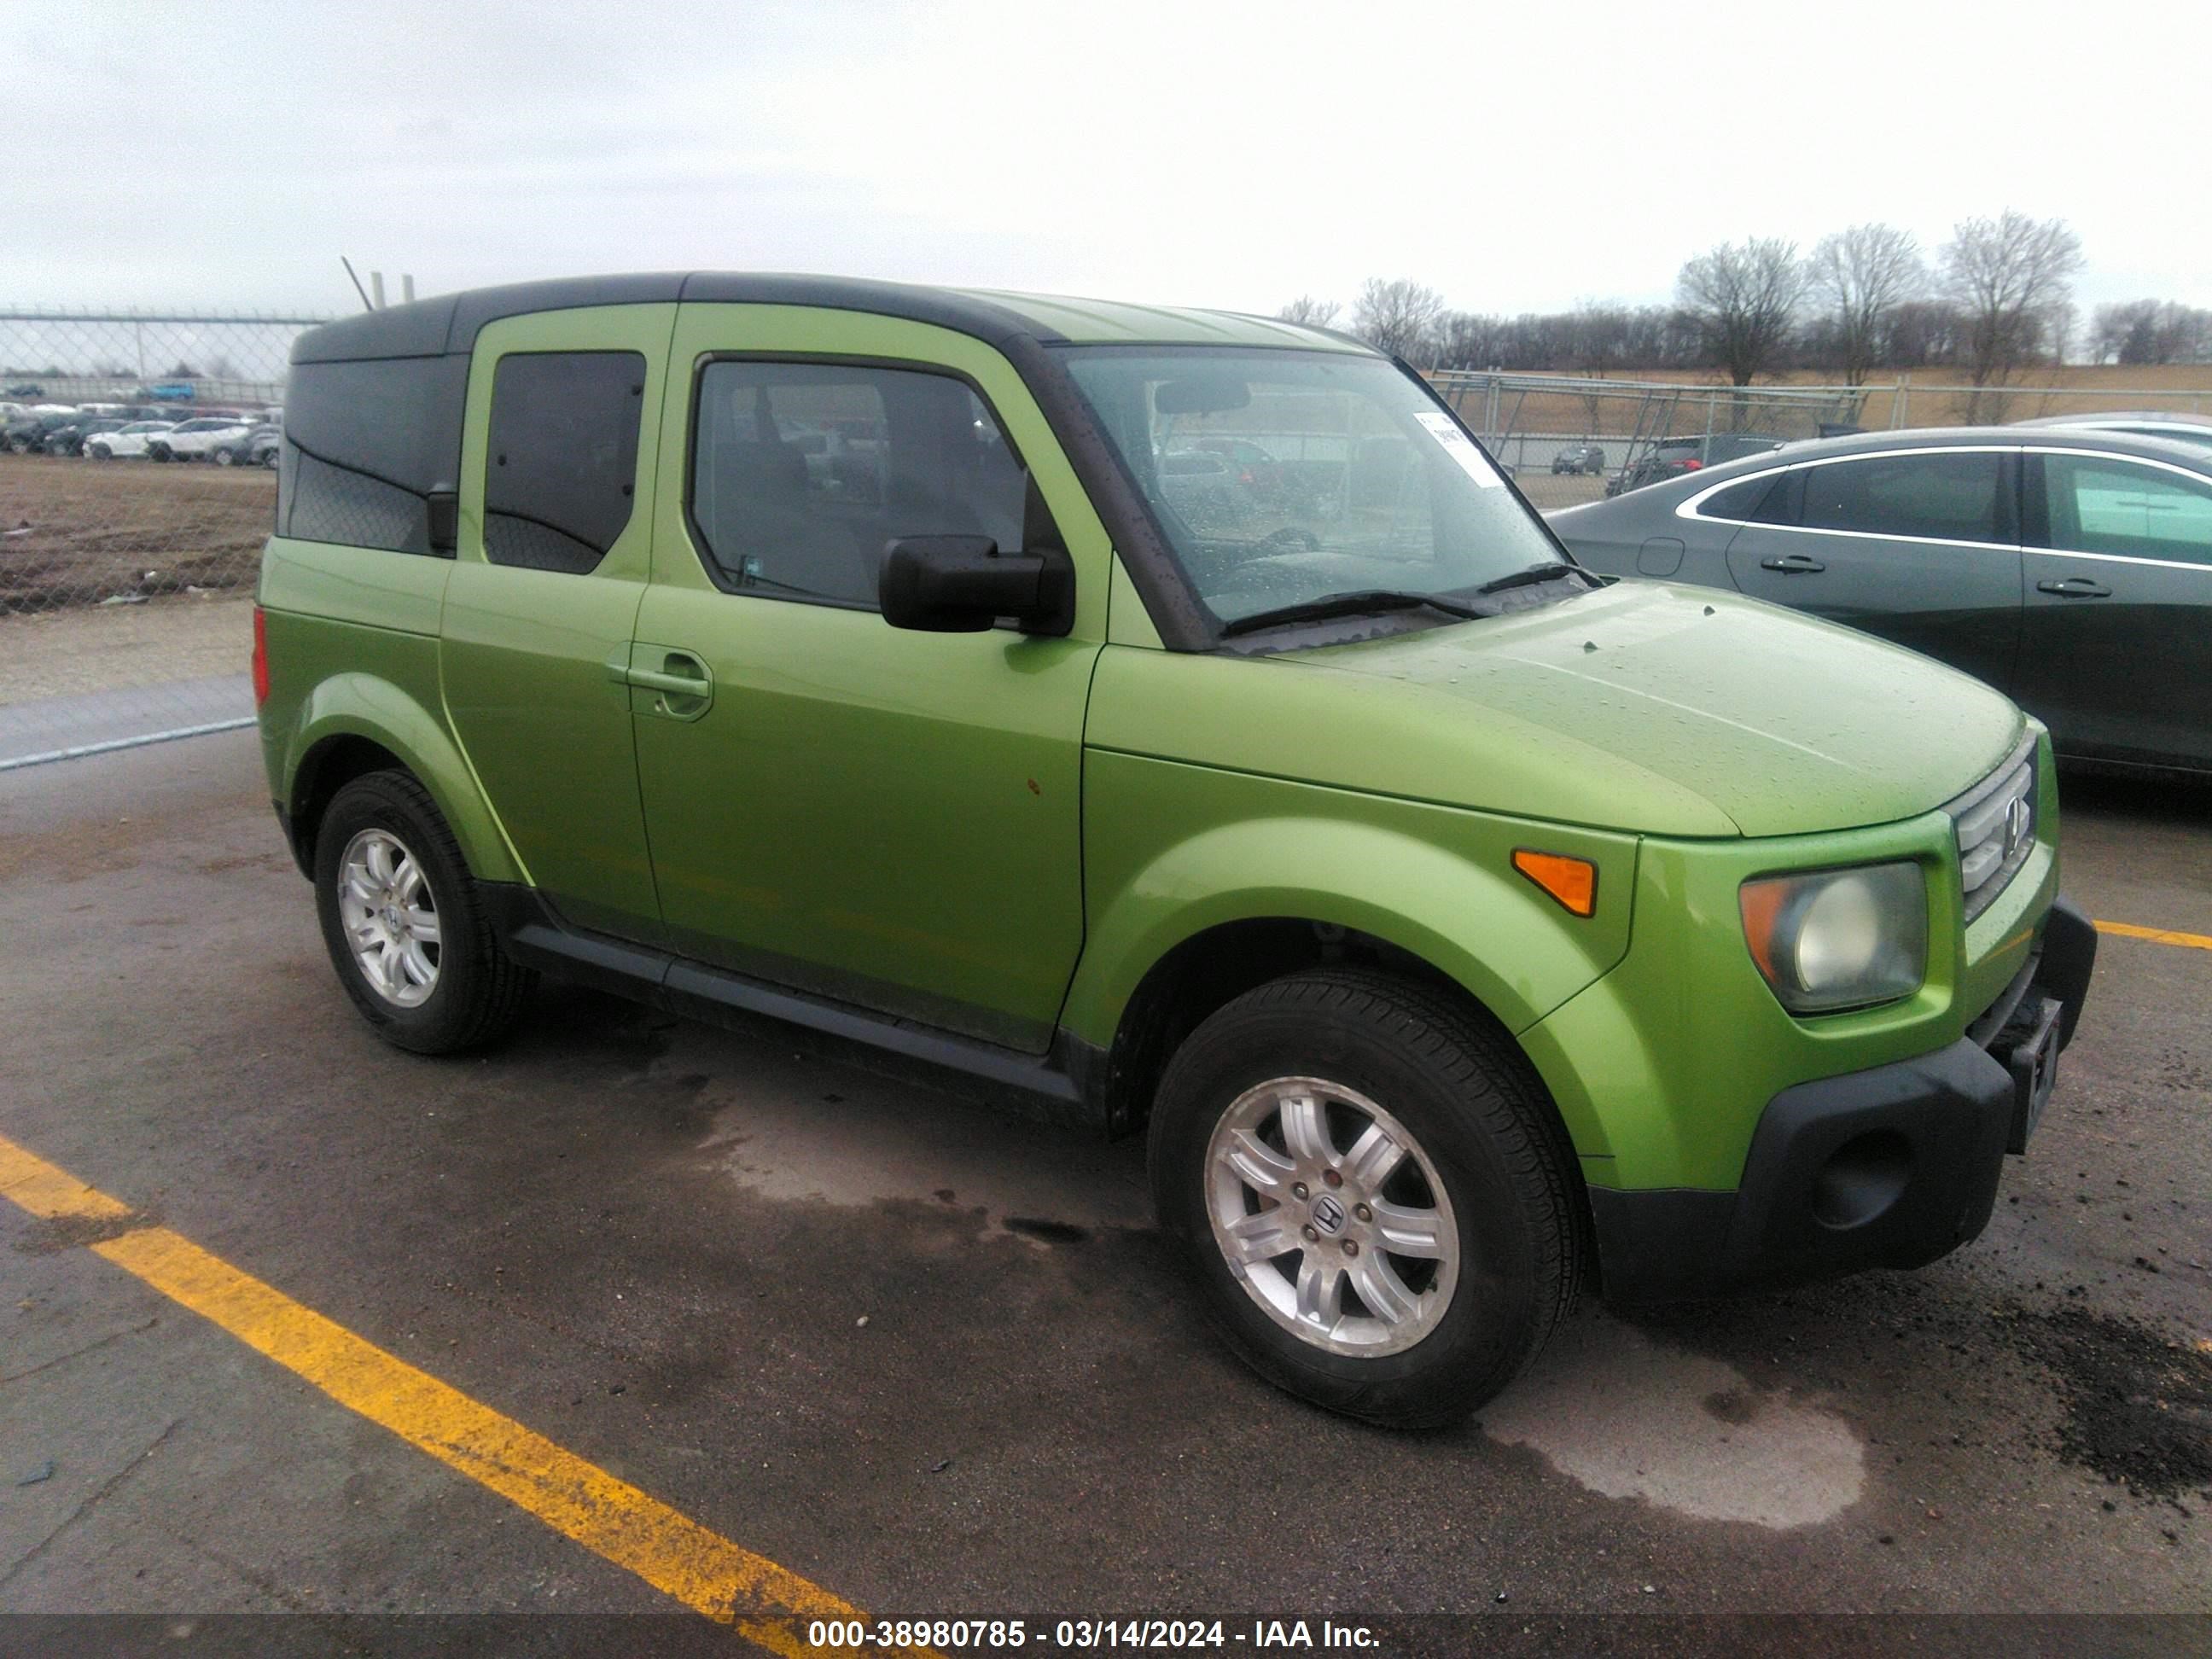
[879,535,1072,635]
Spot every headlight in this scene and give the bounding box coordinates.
[1740,862,1927,1015]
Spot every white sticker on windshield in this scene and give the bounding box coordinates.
[1416,410,1505,487]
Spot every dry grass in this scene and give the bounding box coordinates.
[0,454,271,614]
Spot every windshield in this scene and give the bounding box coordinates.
[1060,348,1566,628]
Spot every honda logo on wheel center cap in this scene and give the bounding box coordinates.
[1310,1194,1348,1236]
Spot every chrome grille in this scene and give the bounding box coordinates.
[1949,738,2038,924]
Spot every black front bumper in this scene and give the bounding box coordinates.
[1592,894,2098,1305]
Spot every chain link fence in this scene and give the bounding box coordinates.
[1865,377,2212,429]
[1431,373,1872,511]
[1,309,324,617]
[1433,370,2212,512]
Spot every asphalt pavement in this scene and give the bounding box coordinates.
[1,730,2206,1648]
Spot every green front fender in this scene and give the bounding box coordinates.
[276,670,524,886]
[1064,751,1639,1155]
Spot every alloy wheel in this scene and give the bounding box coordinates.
[1205,1076,1458,1357]
[336,828,441,1008]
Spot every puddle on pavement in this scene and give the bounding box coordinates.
[1481,1307,1866,1528]
[695,1077,1150,1240]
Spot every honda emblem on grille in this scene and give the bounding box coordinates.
[2003,795,2032,860]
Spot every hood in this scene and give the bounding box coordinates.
[1296,582,2024,836]
[1086,582,2025,839]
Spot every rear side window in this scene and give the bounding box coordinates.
[483,352,646,574]
[688,359,1028,608]
[1800,451,2009,544]
[282,354,469,556]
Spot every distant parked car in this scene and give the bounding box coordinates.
[1155,448,1255,531]
[212,422,282,468]
[2011,411,2212,452]
[4,408,83,453]
[1194,437,1287,503]
[43,417,127,457]
[147,416,253,462]
[1551,443,1606,475]
[5,381,44,398]
[1605,434,1790,497]
[1550,426,2212,776]
[84,420,179,460]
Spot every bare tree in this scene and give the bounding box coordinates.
[1350,278,1446,364]
[1434,311,1505,370]
[1277,295,1340,329]
[1885,300,1963,369]
[2093,299,2212,365]
[1941,210,2082,418]
[1808,224,1924,386]
[1675,239,1804,386]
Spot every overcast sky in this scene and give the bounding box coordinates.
[4,1,2203,323]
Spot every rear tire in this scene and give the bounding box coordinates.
[312,771,533,1054]
[1148,969,1583,1428]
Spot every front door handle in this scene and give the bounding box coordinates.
[2035,577,2111,599]
[1760,553,1826,573]
[614,647,713,719]
[627,661,713,698]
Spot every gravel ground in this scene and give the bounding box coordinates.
[0,595,251,705]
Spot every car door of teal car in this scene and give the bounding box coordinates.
[626,305,1110,1053]
[2017,447,2212,769]
[1720,445,2024,693]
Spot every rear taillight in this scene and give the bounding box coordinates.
[1680,458,1703,471]
[251,605,270,707]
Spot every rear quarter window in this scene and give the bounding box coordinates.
[280,353,469,556]
[1697,472,1784,521]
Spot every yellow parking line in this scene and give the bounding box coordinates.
[2094,919,2212,952]
[0,1132,882,1651]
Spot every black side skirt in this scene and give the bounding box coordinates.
[478,884,1110,1132]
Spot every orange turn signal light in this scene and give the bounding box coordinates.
[1513,850,1598,917]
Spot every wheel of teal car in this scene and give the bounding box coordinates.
[1149,969,1583,1427]
[312,771,533,1054]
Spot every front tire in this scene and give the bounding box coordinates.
[1149,969,1583,1428]
[312,771,533,1054]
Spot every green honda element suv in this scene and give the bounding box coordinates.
[255,274,2094,1426]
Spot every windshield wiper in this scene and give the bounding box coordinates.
[1219,589,1485,638]
[1474,560,1587,596]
